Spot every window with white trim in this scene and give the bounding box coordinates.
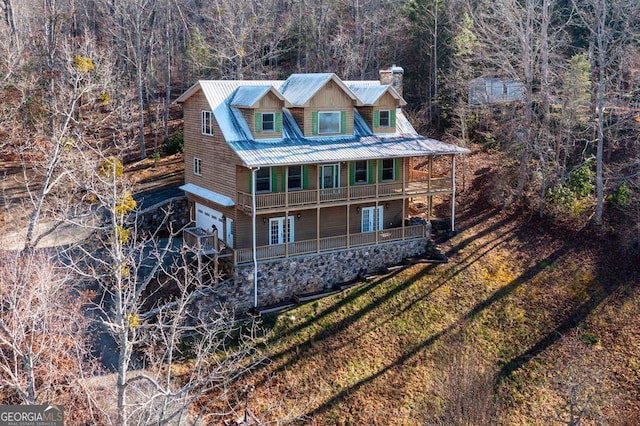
[320,164,340,189]
[361,206,383,233]
[262,112,275,132]
[378,110,390,127]
[193,157,202,176]
[318,111,341,134]
[202,110,214,135]
[269,216,294,245]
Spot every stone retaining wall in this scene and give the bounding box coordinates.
[203,237,433,313]
[137,197,189,234]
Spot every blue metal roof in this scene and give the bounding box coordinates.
[177,78,469,168]
[229,86,272,107]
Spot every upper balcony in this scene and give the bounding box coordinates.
[236,174,452,214]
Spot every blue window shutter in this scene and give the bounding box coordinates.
[373,110,379,128]
[312,111,318,135]
[341,110,347,134]
[275,112,282,132]
[390,109,396,128]
[255,113,262,133]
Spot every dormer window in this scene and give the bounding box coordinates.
[255,112,281,134]
[202,111,214,135]
[261,113,275,132]
[318,111,341,134]
[379,110,390,127]
[374,109,395,130]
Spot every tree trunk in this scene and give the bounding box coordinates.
[594,0,606,225]
[136,15,147,159]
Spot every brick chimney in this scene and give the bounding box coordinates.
[379,64,404,97]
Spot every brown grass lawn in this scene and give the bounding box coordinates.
[226,149,640,425]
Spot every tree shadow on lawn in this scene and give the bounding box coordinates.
[496,228,637,383]
[302,241,576,419]
[259,211,520,379]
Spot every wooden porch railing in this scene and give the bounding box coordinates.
[233,224,427,264]
[183,227,218,254]
[237,177,453,213]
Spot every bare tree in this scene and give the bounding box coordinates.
[427,336,499,425]
[56,152,264,425]
[0,250,103,423]
[571,0,640,224]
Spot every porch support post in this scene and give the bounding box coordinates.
[451,155,456,233]
[251,167,259,308]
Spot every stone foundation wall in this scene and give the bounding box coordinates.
[137,197,189,234]
[208,237,433,313]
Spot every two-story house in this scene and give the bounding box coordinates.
[176,69,468,310]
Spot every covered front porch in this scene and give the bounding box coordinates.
[233,222,427,264]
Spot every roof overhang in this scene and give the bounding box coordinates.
[179,183,235,207]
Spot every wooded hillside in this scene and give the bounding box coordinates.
[1,0,638,233]
[1,0,639,424]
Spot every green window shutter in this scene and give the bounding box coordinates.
[312,111,318,135]
[271,167,278,192]
[302,165,309,189]
[275,112,282,132]
[249,170,253,193]
[281,167,286,191]
[349,162,355,185]
[255,113,262,133]
[373,110,379,128]
[390,109,396,128]
[395,158,402,180]
[341,110,347,134]
[368,160,376,183]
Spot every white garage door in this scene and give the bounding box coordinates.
[195,203,223,236]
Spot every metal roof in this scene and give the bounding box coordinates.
[177,76,469,168]
[279,73,357,107]
[348,84,406,106]
[229,85,281,108]
[227,108,468,167]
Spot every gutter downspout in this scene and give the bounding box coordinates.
[252,167,259,308]
[451,155,456,233]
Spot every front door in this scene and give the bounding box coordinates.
[361,206,383,233]
[320,164,340,189]
[269,216,294,245]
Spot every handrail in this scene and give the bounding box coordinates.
[230,224,427,264]
[237,177,453,212]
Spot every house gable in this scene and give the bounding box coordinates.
[281,74,357,137]
[231,87,285,140]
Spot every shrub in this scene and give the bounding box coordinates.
[546,159,595,215]
[165,131,184,154]
[607,183,632,208]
